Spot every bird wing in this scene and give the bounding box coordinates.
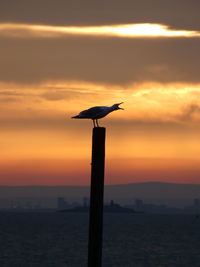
[79,106,108,118]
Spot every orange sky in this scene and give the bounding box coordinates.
[1,2,200,185]
[1,81,200,185]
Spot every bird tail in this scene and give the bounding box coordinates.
[71,115,80,119]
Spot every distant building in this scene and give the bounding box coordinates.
[124,199,183,214]
[59,199,135,213]
[57,197,68,210]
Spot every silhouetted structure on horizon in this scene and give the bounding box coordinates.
[58,200,137,214]
[57,197,68,210]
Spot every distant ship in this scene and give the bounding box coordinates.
[58,200,142,214]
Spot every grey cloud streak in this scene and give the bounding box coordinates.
[179,104,200,121]
[40,90,91,101]
[0,97,20,103]
[1,0,200,31]
[0,37,200,84]
[0,91,28,96]
[2,114,200,133]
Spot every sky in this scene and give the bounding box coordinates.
[1,0,200,185]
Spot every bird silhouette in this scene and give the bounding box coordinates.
[72,102,124,127]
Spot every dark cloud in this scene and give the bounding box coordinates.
[1,0,200,30]
[0,97,19,102]
[0,91,26,102]
[0,1,200,86]
[0,91,27,96]
[40,91,85,101]
[179,104,200,121]
[41,92,69,101]
[0,37,200,84]
[0,114,197,133]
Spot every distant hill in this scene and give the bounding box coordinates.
[0,182,200,207]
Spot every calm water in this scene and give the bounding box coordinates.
[0,212,200,266]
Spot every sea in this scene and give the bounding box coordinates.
[0,212,200,267]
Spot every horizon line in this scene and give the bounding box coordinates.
[0,181,200,187]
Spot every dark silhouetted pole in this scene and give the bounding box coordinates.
[88,127,106,267]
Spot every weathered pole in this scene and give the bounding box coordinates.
[88,127,106,267]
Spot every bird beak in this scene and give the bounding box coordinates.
[118,102,124,110]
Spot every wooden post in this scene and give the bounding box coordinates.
[88,127,106,267]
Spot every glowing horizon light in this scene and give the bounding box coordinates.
[0,23,200,38]
[111,23,200,37]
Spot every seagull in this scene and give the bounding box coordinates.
[71,102,124,127]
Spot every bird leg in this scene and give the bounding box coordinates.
[96,119,99,127]
[92,119,96,128]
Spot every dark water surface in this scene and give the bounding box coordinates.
[0,212,200,266]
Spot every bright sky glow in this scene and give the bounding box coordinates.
[1,23,200,38]
[1,80,200,184]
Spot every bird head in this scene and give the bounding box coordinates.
[112,102,124,110]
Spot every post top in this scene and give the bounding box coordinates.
[92,127,106,135]
[93,127,105,129]
[93,127,106,131]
